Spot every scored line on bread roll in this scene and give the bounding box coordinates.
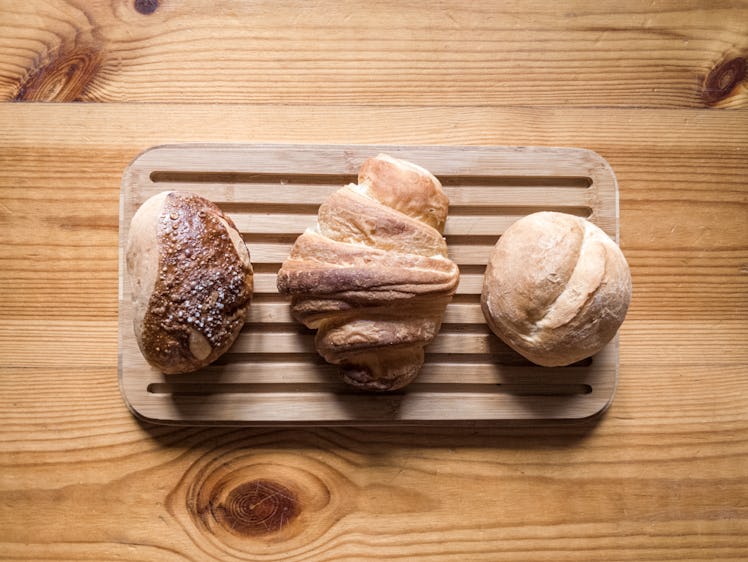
[481,211,631,367]
[532,221,606,334]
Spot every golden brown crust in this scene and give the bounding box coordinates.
[481,212,631,367]
[277,230,457,301]
[277,155,459,390]
[318,187,449,257]
[127,191,253,374]
[358,153,449,233]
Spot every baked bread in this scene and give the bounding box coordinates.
[277,154,460,391]
[126,191,253,374]
[481,211,631,367]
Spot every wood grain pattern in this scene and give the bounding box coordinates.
[1,100,747,562]
[1,0,747,107]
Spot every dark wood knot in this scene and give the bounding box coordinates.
[134,0,159,15]
[702,57,746,105]
[176,453,347,551]
[15,46,103,102]
[210,479,299,537]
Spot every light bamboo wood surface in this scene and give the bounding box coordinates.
[1,1,747,560]
[119,144,620,425]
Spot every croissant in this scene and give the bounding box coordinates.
[277,154,460,391]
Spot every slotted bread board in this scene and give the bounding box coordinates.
[119,144,620,425]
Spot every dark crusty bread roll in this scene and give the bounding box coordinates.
[126,191,253,374]
[277,154,460,391]
[481,211,631,367]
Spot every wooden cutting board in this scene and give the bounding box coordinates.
[119,144,620,425]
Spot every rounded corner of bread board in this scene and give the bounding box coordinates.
[119,394,165,426]
[118,348,177,427]
[573,147,611,164]
[118,374,183,427]
[122,145,166,178]
[117,371,157,426]
[573,340,619,422]
[572,385,617,423]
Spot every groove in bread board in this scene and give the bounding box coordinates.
[119,144,620,425]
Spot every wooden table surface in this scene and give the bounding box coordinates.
[1,1,746,560]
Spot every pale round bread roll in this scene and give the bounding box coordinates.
[126,191,253,374]
[481,211,631,367]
